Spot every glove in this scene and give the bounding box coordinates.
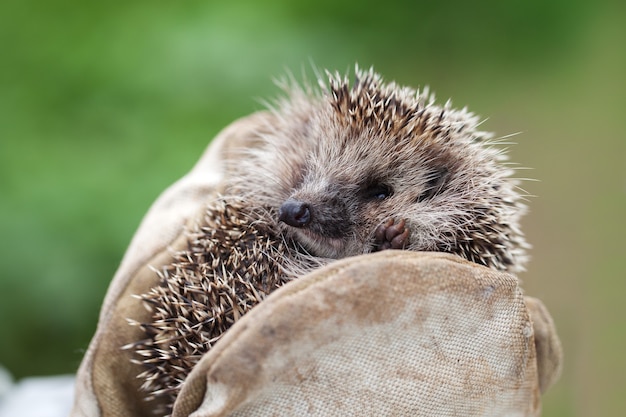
[70,113,561,417]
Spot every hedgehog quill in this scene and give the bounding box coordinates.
[128,66,529,415]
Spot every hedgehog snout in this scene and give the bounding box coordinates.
[278,199,312,227]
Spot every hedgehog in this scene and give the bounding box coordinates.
[127,66,529,415]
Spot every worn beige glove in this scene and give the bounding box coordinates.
[70,113,562,417]
[172,250,564,417]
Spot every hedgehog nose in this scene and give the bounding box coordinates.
[278,199,311,227]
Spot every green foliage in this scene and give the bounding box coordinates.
[1,0,624,415]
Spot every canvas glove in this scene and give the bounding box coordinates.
[70,113,562,417]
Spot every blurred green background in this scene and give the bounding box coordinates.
[1,0,624,415]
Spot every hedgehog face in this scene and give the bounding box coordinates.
[275,126,463,259]
[232,67,528,272]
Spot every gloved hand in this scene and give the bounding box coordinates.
[70,113,561,417]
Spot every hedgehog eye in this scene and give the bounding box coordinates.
[361,183,392,201]
[417,167,448,203]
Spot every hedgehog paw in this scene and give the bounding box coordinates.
[373,219,410,251]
